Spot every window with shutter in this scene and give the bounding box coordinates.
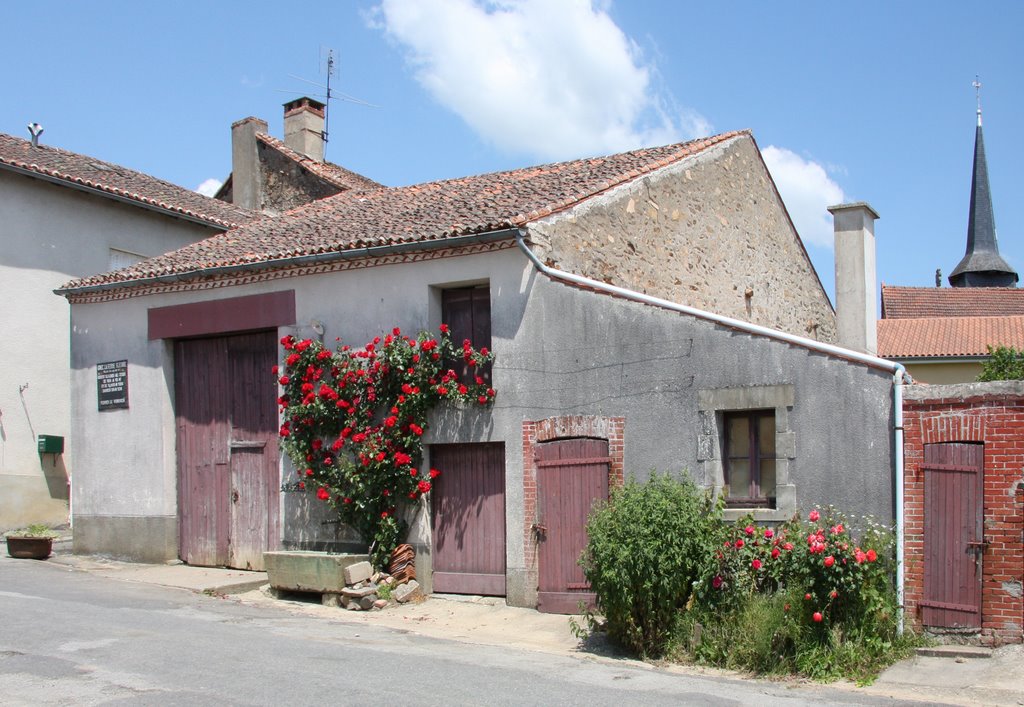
[441,285,492,385]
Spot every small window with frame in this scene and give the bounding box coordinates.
[441,285,491,385]
[724,410,776,508]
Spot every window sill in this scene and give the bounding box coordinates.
[722,507,793,523]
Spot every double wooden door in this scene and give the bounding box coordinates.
[175,331,280,570]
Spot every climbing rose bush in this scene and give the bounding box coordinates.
[276,327,494,565]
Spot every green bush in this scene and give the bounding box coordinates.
[978,345,1024,381]
[688,508,919,683]
[580,472,721,658]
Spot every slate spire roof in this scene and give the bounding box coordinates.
[59,131,746,293]
[948,106,1018,287]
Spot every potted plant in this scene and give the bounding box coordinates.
[5,523,58,559]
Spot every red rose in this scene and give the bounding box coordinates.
[824,555,835,568]
[866,549,878,562]
[830,590,838,598]
[744,525,755,536]
[478,396,487,404]
[316,487,329,501]
[712,575,723,589]
[417,480,431,494]
[458,384,468,395]
[813,612,823,623]
[735,538,745,549]
[439,324,449,334]
[751,559,762,570]
[809,509,820,522]
[429,469,440,479]
[804,593,812,600]
[771,548,780,559]
[380,511,388,519]
[279,376,290,385]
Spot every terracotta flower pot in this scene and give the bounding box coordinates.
[5,536,53,559]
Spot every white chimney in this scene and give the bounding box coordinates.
[829,202,879,355]
[283,97,326,162]
[231,116,268,211]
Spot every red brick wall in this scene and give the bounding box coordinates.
[903,389,1024,645]
[521,416,625,599]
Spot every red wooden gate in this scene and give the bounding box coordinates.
[535,438,609,614]
[431,443,506,595]
[175,331,280,570]
[921,442,984,628]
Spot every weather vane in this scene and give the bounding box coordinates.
[973,75,982,126]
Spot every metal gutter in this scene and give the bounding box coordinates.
[0,160,245,230]
[55,227,520,297]
[514,229,910,632]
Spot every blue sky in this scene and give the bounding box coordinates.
[3,1,1022,303]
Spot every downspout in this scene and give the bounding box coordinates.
[515,229,910,632]
[893,364,906,634]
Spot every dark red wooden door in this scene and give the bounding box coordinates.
[431,443,506,595]
[921,442,984,628]
[176,331,280,570]
[536,438,609,614]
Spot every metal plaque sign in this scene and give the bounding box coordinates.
[97,360,129,411]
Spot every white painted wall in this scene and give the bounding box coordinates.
[0,170,214,530]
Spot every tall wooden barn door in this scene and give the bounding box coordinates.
[535,438,609,614]
[430,443,506,596]
[176,331,280,570]
[921,442,984,628]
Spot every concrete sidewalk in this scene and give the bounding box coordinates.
[34,540,1024,705]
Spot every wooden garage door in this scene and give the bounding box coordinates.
[921,442,984,628]
[536,438,609,614]
[431,443,506,595]
[175,331,280,570]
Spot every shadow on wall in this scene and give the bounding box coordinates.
[281,486,363,553]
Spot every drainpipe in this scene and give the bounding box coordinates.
[514,229,910,632]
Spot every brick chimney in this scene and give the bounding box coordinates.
[231,116,268,211]
[830,202,879,355]
[283,97,326,162]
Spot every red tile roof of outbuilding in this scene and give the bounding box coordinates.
[877,315,1024,358]
[880,285,1024,319]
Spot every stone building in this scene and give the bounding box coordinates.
[60,130,904,611]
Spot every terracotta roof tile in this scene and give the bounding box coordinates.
[0,132,257,229]
[880,284,1024,319]
[877,315,1024,358]
[62,130,746,291]
[256,133,382,192]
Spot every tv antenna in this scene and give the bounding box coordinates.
[277,47,380,155]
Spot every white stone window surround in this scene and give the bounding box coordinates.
[697,384,796,522]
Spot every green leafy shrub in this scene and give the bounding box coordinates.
[978,345,1024,381]
[689,507,918,683]
[580,472,721,658]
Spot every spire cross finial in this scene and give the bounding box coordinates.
[973,75,983,126]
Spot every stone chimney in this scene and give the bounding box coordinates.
[829,202,879,355]
[231,116,268,211]
[283,97,326,162]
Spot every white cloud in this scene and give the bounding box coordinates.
[374,0,708,160]
[762,146,845,249]
[195,178,223,197]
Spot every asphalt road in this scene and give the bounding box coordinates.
[0,555,926,706]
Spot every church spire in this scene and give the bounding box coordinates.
[949,77,1018,288]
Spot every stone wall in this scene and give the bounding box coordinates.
[903,381,1024,645]
[527,134,836,342]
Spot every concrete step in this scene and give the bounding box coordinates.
[916,644,992,659]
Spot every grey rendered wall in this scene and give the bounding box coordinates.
[430,254,892,607]
[530,134,837,343]
[69,247,891,606]
[0,171,212,531]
